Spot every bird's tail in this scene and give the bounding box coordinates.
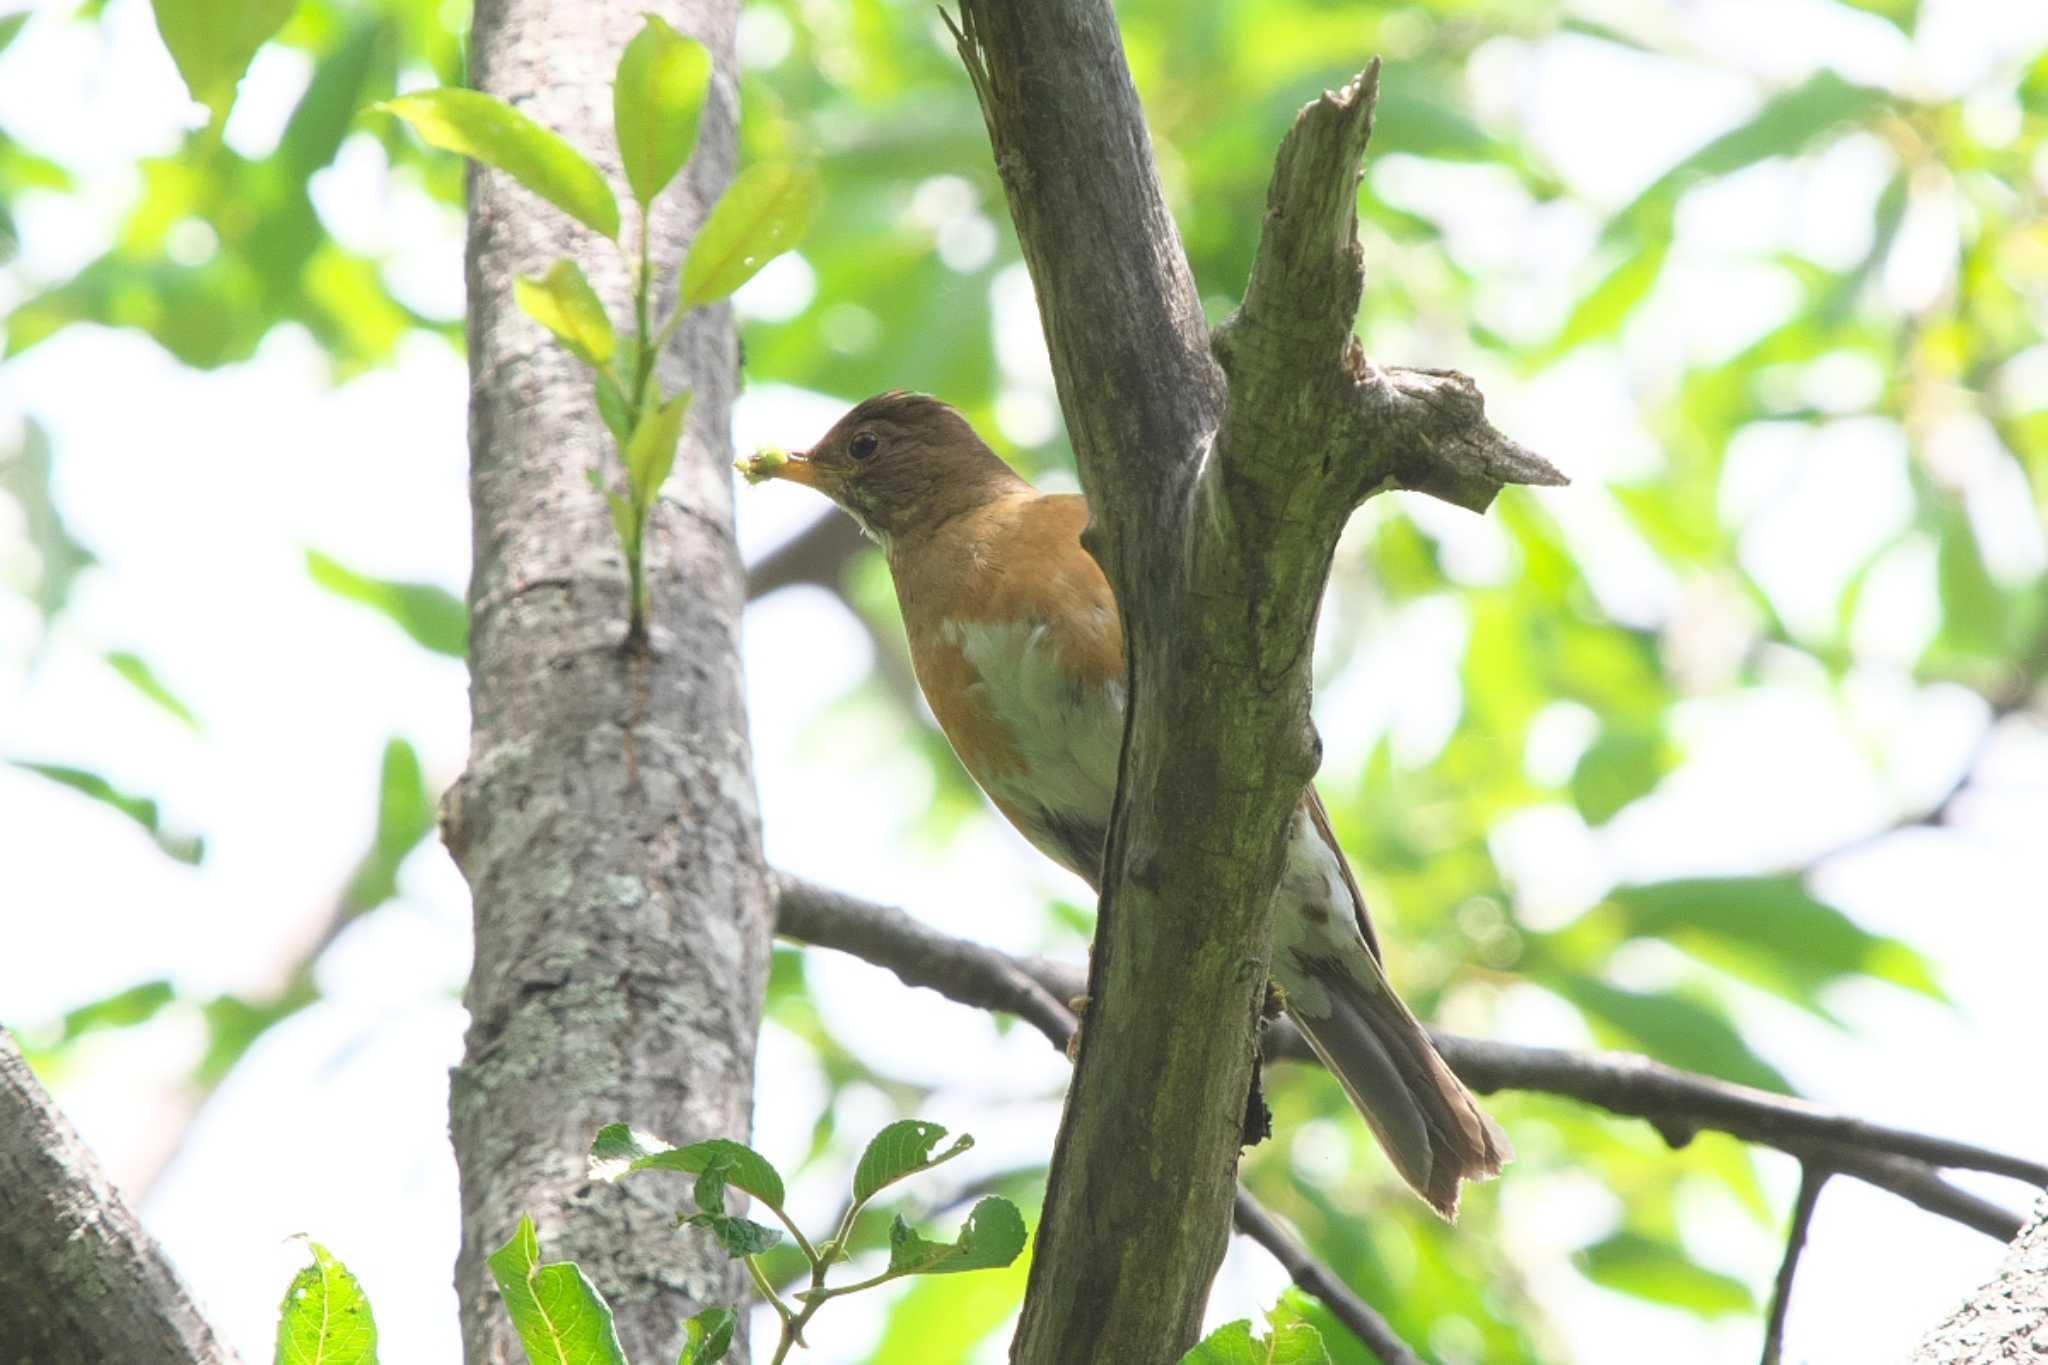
[1284,955,1510,1218]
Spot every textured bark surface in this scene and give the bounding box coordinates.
[0,1030,240,1365]
[1913,1195,2048,1364]
[442,2,771,1362]
[944,5,1553,1360]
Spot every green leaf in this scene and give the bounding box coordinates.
[341,738,435,913]
[306,550,467,657]
[1181,1321,1259,1365]
[1535,236,1670,368]
[677,1307,737,1365]
[487,1215,630,1365]
[679,163,818,308]
[150,0,295,127]
[0,11,29,56]
[625,389,691,509]
[1549,974,1791,1093]
[1606,877,1943,1004]
[588,1125,788,1208]
[683,1210,782,1258]
[275,1240,379,1365]
[10,762,203,863]
[1569,722,1674,826]
[515,258,615,367]
[1608,72,1889,242]
[1934,502,2010,658]
[614,15,711,209]
[1262,1323,1333,1365]
[853,1119,973,1204]
[280,16,389,177]
[1,420,95,621]
[594,372,633,447]
[885,1196,1026,1278]
[374,90,620,241]
[1573,1230,1755,1317]
[106,651,201,730]
[58,980,176,1043]
[606,489,637,558]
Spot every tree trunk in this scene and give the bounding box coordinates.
[0,1030,240,1365]
[1912,1194,2048,1364]
[441,2,771,1361]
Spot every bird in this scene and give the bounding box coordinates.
[740,390,1510,1216]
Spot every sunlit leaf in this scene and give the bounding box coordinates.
[10,761,203,864]
[375,89,620,240]
[487,1215,629,1365]
[150,0,295,127]
[306,550,467,657]
[1569,722,1674,825]
[515,258,615,367]
[106,651,201,730]
[274,1240,379,1365]
[58,980,176,1043]
[625,389,691,508]
[680,163,817,308]
[1,420,95,620]
[1549,973,1791,1093]
[342,738,434,914]
[614,15,711,208]
[1573,1230,1754,1317]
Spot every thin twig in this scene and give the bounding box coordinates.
[1232,1190,1424,1365]
[1760,1164,1830,1365]
[773,874,2044,1244]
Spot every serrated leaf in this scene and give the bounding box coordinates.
[885,1196,1026,1278]
[1574,1230,1755,1317]
[275,1240,379,1365]
[853,1119,972,1204]
[515,258,615,367]
[588,1125,787,1208]
[1181,1321,1259,1365]
[680,163,817,308]
[678,1306,737,1365]
[487,1215,629,1365]
[150,0,295,127]
[10,761,203,863]
[625,390,691,508]
[306,550,467,657]
[375,90,620,240]
[684,1211,782,1258]
[614,16,711,209]
[1262,1323,1332,1365]
[106,650,200,730]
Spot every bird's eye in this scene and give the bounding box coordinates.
[849,431,879,461]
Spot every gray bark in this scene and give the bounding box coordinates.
[1912,1195,2048,1363]
[942,5,1554,1359]
[441,2,772,1362]
[0,1029,240,1365]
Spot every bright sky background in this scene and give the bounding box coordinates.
[3,0,2045,1362]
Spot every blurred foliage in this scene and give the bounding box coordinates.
[5,0,2046,1361]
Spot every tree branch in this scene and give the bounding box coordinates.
[772,874,2043,1245]
[744,510,867,601]
[0,1029,240,1365]
[1911,1193,2048,1364]
[938,6,1559,1353]
[1759,1164,1829,1365]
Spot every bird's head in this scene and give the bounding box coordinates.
[739,391,1025,544]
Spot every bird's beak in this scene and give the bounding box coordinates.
[735,446,824,489]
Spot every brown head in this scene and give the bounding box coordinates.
[745,392,1029,543]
